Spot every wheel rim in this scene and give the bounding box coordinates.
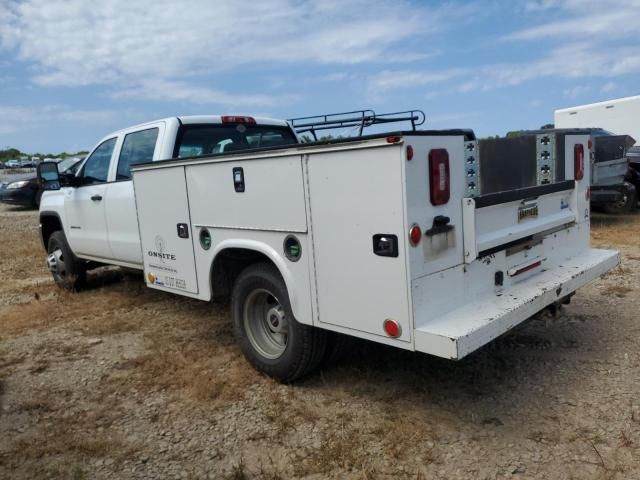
[243,288,288,360]
[47,247,67,282]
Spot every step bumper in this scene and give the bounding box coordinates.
[414,248,620,359]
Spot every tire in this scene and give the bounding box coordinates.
[47,231,86,290]
[231,263,326,383]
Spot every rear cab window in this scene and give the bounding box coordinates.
[117,128,160,180]
[173,124,298,158]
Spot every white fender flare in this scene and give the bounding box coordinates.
[209,239,304,322]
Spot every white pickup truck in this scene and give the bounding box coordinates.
[37,111,620,382]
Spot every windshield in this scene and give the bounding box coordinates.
[174,124,298,158]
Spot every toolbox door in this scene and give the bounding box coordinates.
[306,146,411,343]
[133,166,199,294]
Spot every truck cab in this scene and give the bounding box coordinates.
[38,116,299,276]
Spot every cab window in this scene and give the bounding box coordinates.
[81,137,117,185]
[117,128,159,180]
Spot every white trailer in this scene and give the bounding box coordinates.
[555,95,640,145]
[129,122,618,381]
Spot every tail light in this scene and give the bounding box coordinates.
[406,145,414,161]
[221,115,256,124]
[574,144,585,180]
[428,149,450,205]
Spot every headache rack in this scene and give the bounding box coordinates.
[289,109,426,140]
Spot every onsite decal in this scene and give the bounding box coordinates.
[147,235,176,262]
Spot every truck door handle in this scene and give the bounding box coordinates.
[91,194,103,202]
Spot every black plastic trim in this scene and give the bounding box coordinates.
[474,180,574,209]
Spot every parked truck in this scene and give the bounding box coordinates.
[481,129,636,212]
[556,96,640,211]
[37,111,619,382]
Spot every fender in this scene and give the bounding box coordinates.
[209,238,307,324]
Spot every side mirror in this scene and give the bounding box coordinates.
[37,161,61,191]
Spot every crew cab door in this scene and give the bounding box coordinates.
[65,137,117,259]
[105,124,164,266]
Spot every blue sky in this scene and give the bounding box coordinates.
[0,0,639,153]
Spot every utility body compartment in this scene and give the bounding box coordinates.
[132,129,618,360]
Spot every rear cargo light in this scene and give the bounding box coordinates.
[406,145,414,161]
[221,115,256,124]
[409,223,422,246]
[383,319,401,338]
[428,149,450,205]
[574,144,585,180]
[386,135,402,144]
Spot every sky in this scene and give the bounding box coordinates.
[0,0,639,153]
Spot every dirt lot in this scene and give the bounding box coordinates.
[0,204,639,480]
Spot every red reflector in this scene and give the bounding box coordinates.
[508,260,542,277]
[588,139,593,150]
[574,144,585,180]
[221,115,256,124]
[383,319,401,338]
[386,135,402,144]
[428,149,450,205]
[409,224,422,246]
[406,145,414,161]
[586,187,591,201]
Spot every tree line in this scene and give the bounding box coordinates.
[0,148,89,163]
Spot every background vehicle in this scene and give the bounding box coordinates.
[1,157,82,208]
[37,112,618,382]
[495,129,636,213]
[555,95,640,146]
[5,159,21,169]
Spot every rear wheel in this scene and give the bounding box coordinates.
[47,231,86,290]
[231,263,326,382]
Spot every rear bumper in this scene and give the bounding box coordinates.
[590,183,635,206]
[414,248,619,359]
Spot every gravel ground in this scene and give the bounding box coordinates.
[0,203,639,479]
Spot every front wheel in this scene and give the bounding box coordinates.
[231,263,326,383]
[47,231,86,290]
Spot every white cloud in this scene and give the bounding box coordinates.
[601,82,617,93]
[563,85,591,98]
[0,105,117,135]
[0,0,451,106]
[111,79,299,108]
[368,69,466,93]
[507,0,640,40]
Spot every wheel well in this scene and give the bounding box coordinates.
[210,248,275,301]
[40,214,62,249]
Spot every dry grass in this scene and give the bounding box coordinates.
[591,213,640,248]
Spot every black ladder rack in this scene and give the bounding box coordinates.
[288,109,426,140]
